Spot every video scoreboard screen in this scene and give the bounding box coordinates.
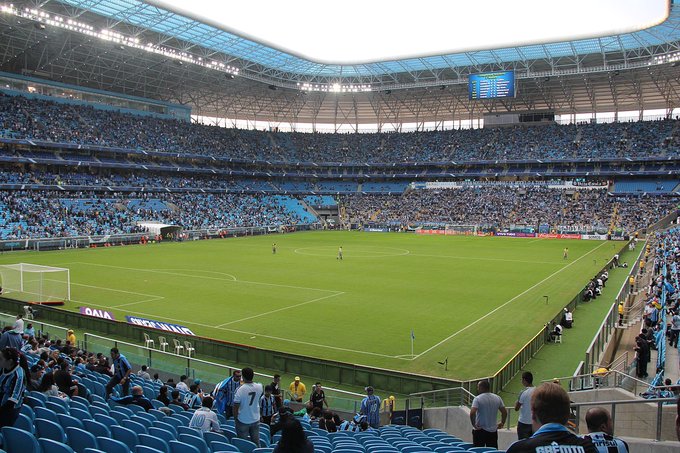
[468,71,515,100]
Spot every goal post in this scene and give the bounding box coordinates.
[0,263,70,302]
[444,224,479,236]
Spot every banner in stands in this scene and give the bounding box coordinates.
[537,233,582,240]
[364,227,389,232]
[125,316,195,336]
[495,232,537,238]
[79,307,115,320]
[581,234,608,241]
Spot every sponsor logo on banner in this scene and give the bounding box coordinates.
[125,316,195,336]
[79,306,115,320]
[495,232,537,238]
[537,233,582,240]
[364,228,389,232]
[581,234,608,241]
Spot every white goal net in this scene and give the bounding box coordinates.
[444,224,478,235]
[0,263,70,302]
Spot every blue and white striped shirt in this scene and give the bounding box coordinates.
[361,394,381,427]
[0,364,25,407]
[113,354,132,380]
[212,376,241,413]
[183,392,202,409]
[260,394,276,417]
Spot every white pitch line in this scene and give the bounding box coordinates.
[70,282,164,298]
[80,301,406,360]
[69,262,340,293]
[216,291,345,328]
[406,253,562,265]
[111,296,165,308]
[412,241,610,359]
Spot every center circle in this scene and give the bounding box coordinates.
[294,246,410,258]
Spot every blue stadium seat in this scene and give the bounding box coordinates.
[149,426,177,444]
[468,448,496,453]
[70,407,93,422]
[97,437,131,453]
[252,449,274,453]
[83,450,107,453]
[149,409,168,421]
[165,417,185,430]
[59,413,86,430]
[136,447,165,453]
[48,396,70,411]
[152,400,166,410]
[139,433,171,453]
[123,418,149,435]
[169,440,201,453]
[179,433,210,453]
[47,401,70,415]
[209,442,238,452]
[66,426,99,453]
[111,425,140,450]
[135,412,158,426]
[83,419,111,438]
[20,404,35,421]
[1,426,40,453]
[28,391,47,404]
[203,431,229,446]
[93,413,118,429]
[178,426,202,438]
[232,437,258,453]
[153,420,179,437]
[24,395,46,409]
[36,417,68,443]
[35,406,59,423]
[110,410,130,425]
[39,438,75,453]
[13,412,34,433]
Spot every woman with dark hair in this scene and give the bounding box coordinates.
[38,372,68,399]
[273,418,314,453]
[0,347,29,427]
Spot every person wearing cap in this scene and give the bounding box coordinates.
[361,386,381,429]
[67,329,76,345]
[28,364,45,391]
[289,376,306,402]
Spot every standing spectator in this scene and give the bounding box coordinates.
[470,380,507,448]
[360,386,381,429]
[24,323,35,338]
[310,382,328,410]
[506,383,596,453]
[183,384,203,409]
[582,407,629,452]
[270,374,283,410]
[515,371,535,440]
[261,385,276,425]
[213,369,241,419]
[0,327,23,350]
[67,329,76,346]
[289,376,306,402]
[137,365,151,380]
[0,347,28,427]
[670,310,680,348]
[106,347,132,397]
[273,418,314,453]
[234,367,263,445]
[189,396,222,433]
[13,315,23,334]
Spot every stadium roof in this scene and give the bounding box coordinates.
[55,0,679,80]
[0,0,678,126]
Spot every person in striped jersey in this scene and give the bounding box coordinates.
[260,385,276,425]
[212,369,241,419]
[0,347,28,428]
[183,383,203,409]
[582,407,629,453]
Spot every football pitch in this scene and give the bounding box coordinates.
[0,231,622,380]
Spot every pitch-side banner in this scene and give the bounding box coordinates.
[495,232,537,238]
[79,306,115,320]
[537,233,582,240]
[125,316,195,336]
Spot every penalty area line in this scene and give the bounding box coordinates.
[412,240,609,360]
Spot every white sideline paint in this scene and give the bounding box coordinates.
[406,253,561,265]
[412,241,610,359]
[215,291,345,327]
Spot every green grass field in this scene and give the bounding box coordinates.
[0,231,623,380]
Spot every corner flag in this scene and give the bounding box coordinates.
[410,329,415,357]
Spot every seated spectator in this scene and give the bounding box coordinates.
[24,323,35,338]
[54,364,79,398]
[318,411,337,432]
[38,372,69,400]
[273,418,314,453]
[137,365,151,380]
[183,383,203,409]
[189,396,222,433]
[152,373,164,385]
[561,309,573,328]
[171,389,189,410]
[28,364,44,391]
[157,385,170,406]
[111,385,154,412]
[176,374,189,392]
[549,322,563,342]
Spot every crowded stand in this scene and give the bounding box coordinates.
[341,188,677,233]
[1,94,679,163]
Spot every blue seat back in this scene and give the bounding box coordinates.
[83,419,112,438]
[1,426,41,453]
[35,406,59,423]
[232,437,258,453]
[59,413,85,430]
[139,433,171,453]
[39,438,75,453]
[36,417,68,443]
[111,424,140,449]
[209,442,238,452]
[169,440,201,453]
[96,437,131,453]
[179,433,209,453]
[66,426,99,453]
[13,412,34,433]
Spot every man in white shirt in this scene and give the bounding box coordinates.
[234,367,264,446]
[470,379,507,448]
[137,365,151,380]
[13,314,24,334]
[514,371,535,440]
[176,375,189,392]
[189,396,222,433]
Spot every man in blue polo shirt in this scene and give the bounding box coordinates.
[106,347,132,397]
